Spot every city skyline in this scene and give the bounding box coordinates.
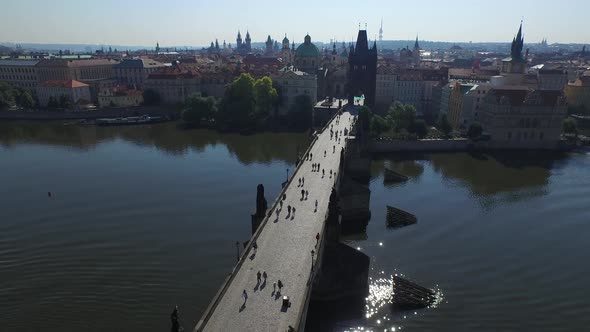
[1,0,589,47]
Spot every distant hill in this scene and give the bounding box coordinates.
[0,45,11,55]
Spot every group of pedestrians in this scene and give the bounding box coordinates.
[243,274,283,305]
[241,115,351,309]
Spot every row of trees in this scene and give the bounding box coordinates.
[181,73,312,132]
[47,95,73,110]
[366,101,486,140]
[367,102,430,139]
[0,82,35,109]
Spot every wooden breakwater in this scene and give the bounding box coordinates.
[392,275,436,309]
[386,205,417,228]
[384,168,409,183]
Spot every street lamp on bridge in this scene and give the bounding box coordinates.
[311,250,315,271]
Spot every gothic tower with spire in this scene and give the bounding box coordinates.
[348,29,378,108]
[265,35,273,55]
[502,22,526,76]
[245,31,252,53]
[236,31,242,50]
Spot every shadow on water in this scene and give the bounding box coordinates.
[0,121,308,165]
[373,151,569,210]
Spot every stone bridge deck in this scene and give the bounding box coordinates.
[196,110,356,332]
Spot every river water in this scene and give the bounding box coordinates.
[1,122,589,332]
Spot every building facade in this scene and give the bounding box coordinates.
[480,89,567,148]
[564,75,590,112]
[113,58,166,88]
[144,64,201,104]
[36,59,117,82]
[97,86,143,108]
[375,65,396,113]
[271,67,317,115]
[0,59,39,90]
[36,80,91,107]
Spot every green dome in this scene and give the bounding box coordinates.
[295,34,320,58]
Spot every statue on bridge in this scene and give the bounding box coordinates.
[255,184,268,217]
[170,306,181,332]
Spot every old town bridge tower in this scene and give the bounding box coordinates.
[347,29,377,108]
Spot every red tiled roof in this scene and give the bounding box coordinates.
[39,80,89,88]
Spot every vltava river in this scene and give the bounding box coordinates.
[1,122,589,331]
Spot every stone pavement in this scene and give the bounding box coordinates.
[199,111,356,332]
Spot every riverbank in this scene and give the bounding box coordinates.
[0,106,180,121]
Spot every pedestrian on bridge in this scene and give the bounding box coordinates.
[287,205,291,216]
[243,289,248,303]
[292,207,296,217]
[322,169,325,177]
[263,271,267,281]
[298,178,301,187]
[301,189,305,200]
[316,232,320,245]
[305,190,309,200]
[333,145,335,153]
[302,177,305,186]
[310,153,313,160]
[324,150,326,157]
[278,280,283,293]
[257,271,262,283]
[315,200,318,211]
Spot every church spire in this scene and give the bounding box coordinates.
[414,35,420,50]
[511,21,525,60]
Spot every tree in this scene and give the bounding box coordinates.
[59,94,72,109]
[467,122,483,140]
[216,73,256,129]
[388,102,416,132]
[0,90,14,109]
[409,119,428,139]
[370,114,390,137]
[562,117,578,137]
[253,76,278,119]
[287,94,313,131]
[0,82,15,109]
[47,96,60,109]
[438,114,452,138]
[182,94,217,125]
[143,88,161,106]
[16,90,35,109]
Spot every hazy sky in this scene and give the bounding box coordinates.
[1,0,588,46]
